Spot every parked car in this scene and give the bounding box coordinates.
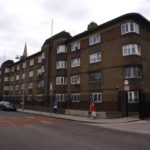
[0,101,17,111]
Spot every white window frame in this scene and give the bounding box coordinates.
[29,83,33,89]
[71,41,80,51]
[90,52,101,64]
[16,65,20,71]
[56,61,67,69]
[57,45,67,53]
[29,71,33,77]
[121,22,140,35]
[127,91,139,103]
[16,85,19,90]
[55,94,66,102]
[21,84,25,90]
[4,86,9,91]
[22,73,26,79]
[22,62,26,68]
[124,67,141,79]
[89,34,101,45]
[71,75,80,84]
[5,68,10,73]
[56,77,67,85]
[4,77,9,82]
[38,56,42,63]
[71,93,80,102]
[91,92,102,103]
[42,52,45,59]
[71,58,80,68]
[122,44,141,56]
[41,66,45,73]
[30,59,34,66]
[16,75,19,80]
[37,68,42,75]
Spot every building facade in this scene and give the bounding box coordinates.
[0,13,150,112]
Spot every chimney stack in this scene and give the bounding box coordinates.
[87,22,97,30]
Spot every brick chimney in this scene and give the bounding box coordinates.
[87,22,97,30]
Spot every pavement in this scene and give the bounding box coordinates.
[17,108,140,124]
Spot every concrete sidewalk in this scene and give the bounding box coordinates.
[18,109,140,124]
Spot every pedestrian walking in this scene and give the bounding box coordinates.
[53,101,58,113]
[89,102,96,119]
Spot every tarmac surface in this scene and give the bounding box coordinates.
[0,110,150,150]
[18,109,150,135]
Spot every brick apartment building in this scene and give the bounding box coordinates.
[0,13,150,113]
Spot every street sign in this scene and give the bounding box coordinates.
[124,85,130,91]
[124,80,129,86]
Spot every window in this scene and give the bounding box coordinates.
[42,52,45,59]
[16,85,19,90]
[5,68,10,73]
[10,86,13,91]
[41,66,45,73]
[56,61,67,69]
[16,65,20,71]
[36,94,44,101]
[16,75,19,80]
[56,77,67,85]
[71,75,80,84]
[71,58,80,67]
[127,91,139,103]
[38,56,42,63]
[55,94,66,102]
[29,83,33,89]
[57,45,67,53]
[90,72,101,82]
[21,84,25,89]
[30,59,34,66]
[22,62,26,68]
[37,68,42,75]
[11,67,14,72]
[4,77,9,82]
[10,76,14,81]
[124,67,142,78]
[29,71,33,77]
[4,86,9,91]
[122,44,141,56]
[71,93,80,102]
[121,22,140,34]
[91,92,102,103]
[71,41,80,51]
[22,73,26,79]
[90,52,101,63]
[38,80,44,88]
[89,34,101,45]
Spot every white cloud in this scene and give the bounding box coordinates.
[0,0,149,65]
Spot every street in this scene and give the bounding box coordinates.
[0,111,150,150]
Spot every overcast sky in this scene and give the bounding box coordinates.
[0,0,149,66]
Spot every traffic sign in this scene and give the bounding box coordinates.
[124,80,129,86]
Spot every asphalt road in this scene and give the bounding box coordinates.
[0,111,150,150]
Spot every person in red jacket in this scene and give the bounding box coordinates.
[89,102,96,118]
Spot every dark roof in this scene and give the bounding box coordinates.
[67,13,150,42]
[43,31,71,46]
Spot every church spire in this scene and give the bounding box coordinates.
[23,42,28,58]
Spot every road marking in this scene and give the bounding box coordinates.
[0,117,70,128]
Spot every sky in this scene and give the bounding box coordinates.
[0,0,149,66]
